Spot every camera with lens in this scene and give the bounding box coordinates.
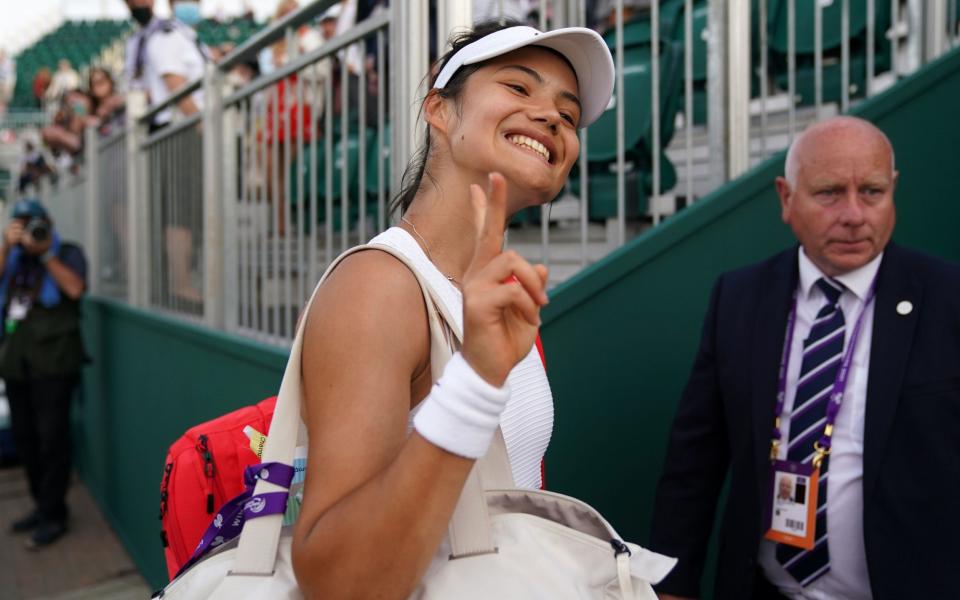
[25,218,49,243]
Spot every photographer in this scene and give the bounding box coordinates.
[0,199,86,549]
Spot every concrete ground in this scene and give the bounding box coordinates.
[0,467,152,600]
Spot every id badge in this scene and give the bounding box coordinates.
[763,459,819,550]
[7,297,31,321]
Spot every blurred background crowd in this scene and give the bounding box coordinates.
[0,0,646,196]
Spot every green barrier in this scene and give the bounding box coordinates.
[75,299,286,590]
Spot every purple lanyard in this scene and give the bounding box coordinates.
[770,276,877,458]
[173,461,294,580]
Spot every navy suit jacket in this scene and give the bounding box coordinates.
[649,242,960,599]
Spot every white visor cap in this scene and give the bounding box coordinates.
[433,26,615,129]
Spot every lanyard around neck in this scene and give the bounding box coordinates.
[769,275,878,465]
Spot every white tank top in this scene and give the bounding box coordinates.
[369,227,554,489]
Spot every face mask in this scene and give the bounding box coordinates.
[227,71,248,89]
[71,101,87,116]
[131,6,153,26]
[173,3,202,27]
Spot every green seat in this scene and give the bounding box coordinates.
[768,0,886,55]
[659,0,688,43]
[766,0,892,107]
[365,123,391,209]
[585,26,683,217]
[568,170,648,221]
[289,128,374,230]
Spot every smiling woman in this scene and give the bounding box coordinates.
[288,20,626,600]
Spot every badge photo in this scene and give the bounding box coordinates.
[763,459,819,550]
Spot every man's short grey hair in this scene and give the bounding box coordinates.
[783,116,896,187]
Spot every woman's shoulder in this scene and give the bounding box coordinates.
[328,246,424,295]
[302,247,431,382]
[307,247,429,336]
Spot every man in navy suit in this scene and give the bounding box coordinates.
[650,116,960,600]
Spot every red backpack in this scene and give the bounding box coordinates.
[159,396,277,580]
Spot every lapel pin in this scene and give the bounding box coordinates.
[896,301,913,316]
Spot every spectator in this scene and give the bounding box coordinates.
[259,0,324,75]
[0,50,16,118]
[85,68,125,136]
[473,0,536,23]
[44,59,81,105]
[328,0,380,125]
[31,68,51,109]
[124,0,208,305]
[171,0,203,28]
[260,0,328,236]
[225,53,260,92]
[40,89,91,167]
[17,142,53,194]
[320,4,340,40]
[592,0,649,32]
[1,199,87,550]
[124,0,206,128]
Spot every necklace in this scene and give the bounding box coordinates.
[400,216,459,285]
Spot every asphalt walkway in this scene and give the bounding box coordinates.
[0,467,152,600]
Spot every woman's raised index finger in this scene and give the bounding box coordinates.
[470,172,508,267]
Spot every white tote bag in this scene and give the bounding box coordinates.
[157,243,675,600]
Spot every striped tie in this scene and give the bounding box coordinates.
[776,277,845,586]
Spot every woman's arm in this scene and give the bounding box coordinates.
[292,248,475,598]
[292,174,547,599]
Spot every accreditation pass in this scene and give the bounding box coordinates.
[763,459,819,550]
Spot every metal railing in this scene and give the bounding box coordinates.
[494,0,956,285]
[0,111,50,130]
[36,0,956,347]
[221,10,390,343]
[94,128,128,299]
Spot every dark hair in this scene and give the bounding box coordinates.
[390,19,527,216]
[88,67,115,109]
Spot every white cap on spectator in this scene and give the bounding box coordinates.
[433,26,615,128]
[321,4,342,21]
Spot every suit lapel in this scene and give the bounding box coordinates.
[751,249,799,494]
[863,243,922,496]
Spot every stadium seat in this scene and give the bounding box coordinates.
[11,20,133,109]
[365,123,391,207]
[582,19,683,219]
[767,0,892,105]
[196,18,263,48]
[289,127,373,231]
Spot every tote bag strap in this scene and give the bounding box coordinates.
[225,243,451,578]
[374,255,515,558]
[223,242,515,579]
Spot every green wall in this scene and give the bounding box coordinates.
[76,299,286,590]
[540,46,960,596]
[74,47,960,593]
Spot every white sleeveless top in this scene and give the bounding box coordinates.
[369,227,554,489]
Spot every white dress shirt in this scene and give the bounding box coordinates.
[759,247,882,600]
[124,18,205,126]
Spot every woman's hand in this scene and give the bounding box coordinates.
[461,172,549,387]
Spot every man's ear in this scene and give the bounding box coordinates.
[423,89,450,135]
[775,176,792,224]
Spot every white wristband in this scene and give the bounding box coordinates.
[413,352,511,459]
